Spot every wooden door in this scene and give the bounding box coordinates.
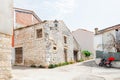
[74,51,78,62]
[64,48,67,62]
[15,47,23,64]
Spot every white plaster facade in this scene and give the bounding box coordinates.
[72,29,94,57]
[95,28,117,53]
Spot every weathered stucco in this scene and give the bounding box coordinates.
[0,33,12,80]
[14,20,81,67]
[95,30,117,53]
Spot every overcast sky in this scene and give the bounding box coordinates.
[14,0,120,32]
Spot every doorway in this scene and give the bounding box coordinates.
[74,50,78,62]
[15,47,23,64]
[64,48,67,62]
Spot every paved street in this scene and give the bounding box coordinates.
[12,60,120,80]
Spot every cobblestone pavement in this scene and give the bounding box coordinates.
[12,60,120,80]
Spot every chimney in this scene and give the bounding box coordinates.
[95,28,98,34]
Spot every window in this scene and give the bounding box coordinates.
[53,46,57,50]
[116,29,118,31]
[64,36,67,44]
[54,20,58,30]
[54,23,58,27]
[64,48,67,53]
[50,27,53,30]
[36,29,42,38]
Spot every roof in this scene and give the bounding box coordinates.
[72,28,94,34]
[14,23,41,31]
[96,24,120,35]
[14,20,59,31]
[14,8,42,22]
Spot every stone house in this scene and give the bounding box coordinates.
[14,20,81,67]
[12,8,42,46]
[11,8,42,62]
[72,29,94,57]
[94,24,120,53]
[0,0,13,80]
[14,8,42,29]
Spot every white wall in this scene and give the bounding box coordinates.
[94,34,103,51]
[72,29,94,53]
[94,30,116,52]
[0,0,13,35]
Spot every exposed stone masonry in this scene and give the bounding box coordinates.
[0,33,12,80]
[14,20,81,67]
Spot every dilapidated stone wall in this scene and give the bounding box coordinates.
[44,21,76,64]
[14,20,81,67]
[0,33,12,80]
[14,24,46,66]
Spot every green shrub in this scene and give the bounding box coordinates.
[58,63,62,66]
[54,64,58,67]
[69,61,74,64]
[77,59,84,62]
[30,64,36,68]
[82,50,91,57]
[38,65,45,68]
[14,64,17,66]
[65,62,69,65]
[48,64,55,68]
[62,62,68,65]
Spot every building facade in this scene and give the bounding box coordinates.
[0,0,13,80]
[94,24,120,60]
[72,29,94,57]
[14,8,42,29]
[0,33,12,80]
[14,20,81,67]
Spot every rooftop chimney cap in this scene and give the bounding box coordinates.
[95,28,98,30]
[95,28,98,34]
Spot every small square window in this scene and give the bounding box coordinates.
[50,27,53,30]
[55,24,58,27]
[53,47,57,50]
[116,29,118,31]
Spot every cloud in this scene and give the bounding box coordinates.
[41,0,77,19]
